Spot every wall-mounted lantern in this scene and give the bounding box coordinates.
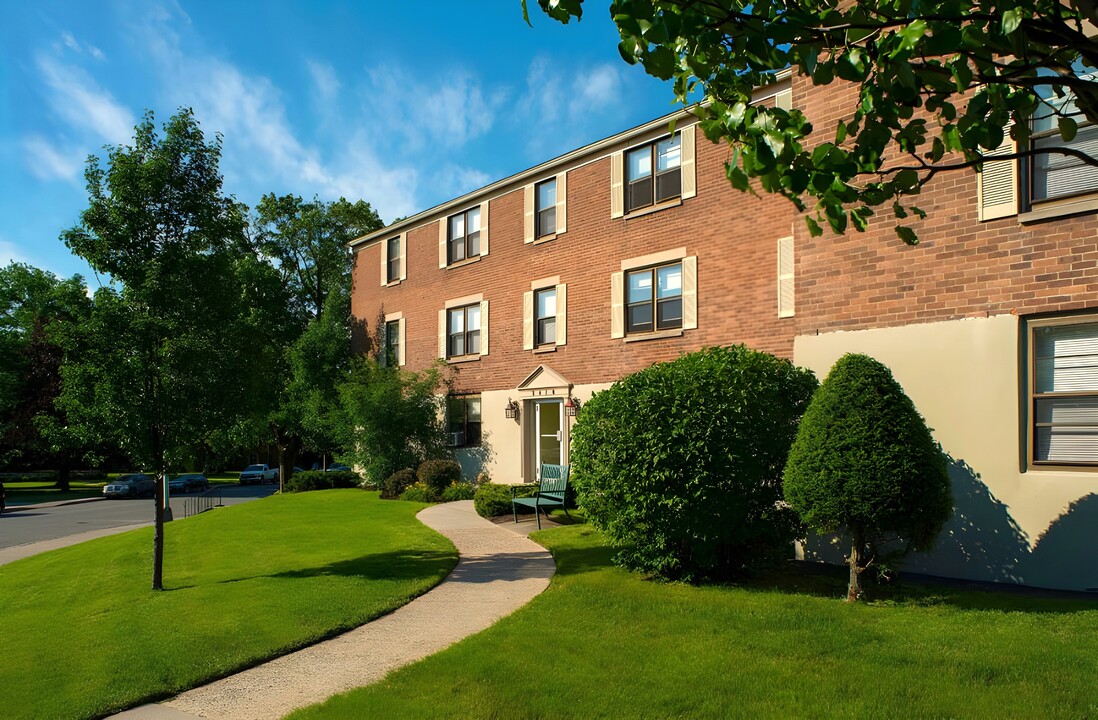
[505,398,520,420]
[564,396,581,417]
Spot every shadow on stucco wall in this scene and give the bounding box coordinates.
[455,431,494,483]
[1022,493,1098,592]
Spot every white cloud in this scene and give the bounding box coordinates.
[22,135,85,182]
[58,30,106,60]
[433,164,493,200]
[36,54,134,145]
[306,59,340,105]
[516,58,626,159]
[0,238,29,267]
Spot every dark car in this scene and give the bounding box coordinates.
[168,473,210,494]
[103,474,155,499]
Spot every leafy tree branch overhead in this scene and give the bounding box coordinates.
[527,0,1098,243]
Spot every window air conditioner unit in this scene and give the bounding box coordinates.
[449,431,465,447]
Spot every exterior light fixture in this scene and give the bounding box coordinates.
[564,396,580,417]
[505,398,520,419]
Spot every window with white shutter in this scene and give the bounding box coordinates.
[777,236,794,318]
[1029,316,1098,466]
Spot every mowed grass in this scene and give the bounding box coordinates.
[4,479,107,505]
[292,524,1098,720]
[0,490,457,720]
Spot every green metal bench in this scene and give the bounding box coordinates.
[512,463,570,530]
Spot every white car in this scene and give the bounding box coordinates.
[103,474,155,499]
[239,464,277,485]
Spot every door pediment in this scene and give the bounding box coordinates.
[517,365,571,396]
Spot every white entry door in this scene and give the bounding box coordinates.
[535,399,563,472]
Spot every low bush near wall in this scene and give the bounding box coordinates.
[441,482,476,501]
[398,482,432,503]
[380,468,417,499]
[473,482,535,518]
[570,345,818,581]
[417,459,463,497]
[285,470,361,493]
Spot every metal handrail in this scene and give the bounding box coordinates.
[183,488,223,518]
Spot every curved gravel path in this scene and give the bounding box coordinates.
[111,500,555,720]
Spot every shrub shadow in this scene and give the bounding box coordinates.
[215,549,457,586]
[1023,493,1098,592]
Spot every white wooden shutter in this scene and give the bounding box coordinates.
[778,236,795,318]
[479,201,489,256]
[399,232,407,281]
[480,300,489,356]
[556,172,568,234]
[610,271,624,338]
[682,256,698,330]
[398,318,406,367]
[556,283,567,346]
[776,88,793,110]
[438,220,447,268]
[379,323,388,367]
[681,125,697,200]
[977,127,1018,220]
[523,185,535,244]
[438,309,446,359]
[380,239,389,286]
[611,151,624,218]
[523,291,534,350]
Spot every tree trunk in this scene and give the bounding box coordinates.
[55,465,71,492]
[152,435,165,592]
[847,530,863,603]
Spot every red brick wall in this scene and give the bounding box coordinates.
[791,76,1098,335]
[351,125,797,394]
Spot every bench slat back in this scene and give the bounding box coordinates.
[539,463,569,494]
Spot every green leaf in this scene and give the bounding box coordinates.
[1059,117,1078,142]
[897,19,927,53]
[805,216,823,237]
[895,225,919,245]
[1001,9,1022,35]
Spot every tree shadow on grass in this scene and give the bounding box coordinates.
[213,549,457,586]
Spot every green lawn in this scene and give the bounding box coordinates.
[3,479,106,505]
[0,490,457,720]
[291,524,1098,720]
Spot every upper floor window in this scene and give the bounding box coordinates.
[535,287,557,347]
[447,207,481,264]
[448,394,482,447]
[626,136,681,213]
[1029,316,1098,466]
[536,179,556,237]
[386,236,401,284]
[447,304,481,358]
[626,262,682,334]
[1030,94,1098,204]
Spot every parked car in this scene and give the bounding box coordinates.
[327,464,351,472]
[103,474,155,499]
[239,464,277,485]
[168,473,210,494]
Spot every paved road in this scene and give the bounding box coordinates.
[0,484,279,550]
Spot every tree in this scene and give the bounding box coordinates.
[335,359,448,487]
[61,109,260,590]
[570,346,818,581]
[0,263,95,485]
[250,194,383,488]
[529,0,1098,243]
[783,353,952,602]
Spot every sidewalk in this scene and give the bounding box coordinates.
[112,500,556,720]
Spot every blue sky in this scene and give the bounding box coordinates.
[0,1,679,285]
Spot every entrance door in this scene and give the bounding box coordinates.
[535,399,563,473]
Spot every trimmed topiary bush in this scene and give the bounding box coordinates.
[417,459,463,497]
[473,482,535,518]
[380,468,417,500]
[570,345,818,581]
[441,482,476,502]
[285,469,361,493]
[783,353,952,602]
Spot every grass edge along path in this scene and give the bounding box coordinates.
[0,490,457,720]
[290,524,1098,720]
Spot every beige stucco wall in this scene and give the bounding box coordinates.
[454,382,613,485]
[795,314,1098,592]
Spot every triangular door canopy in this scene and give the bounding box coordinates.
[516,364,571,395]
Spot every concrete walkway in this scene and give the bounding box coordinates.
[112,500,556,720]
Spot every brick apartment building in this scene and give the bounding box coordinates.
[350,71,1098,592]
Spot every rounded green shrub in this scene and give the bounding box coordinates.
[783,353,952,601]
[570,345,818,581]
[441,482,476,502]
[473,482,535,518]
[417,459,463,497]
[380,468,417,500]
[285,469,361,493]
[399,482,433,503]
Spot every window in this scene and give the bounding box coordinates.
[1029,93,1098,204]
[385,320,400,366]
[447,207,481,264]
[1029,317,1098,466]
[626,262,682,334]
[447,304,481,358]
[535,287,556,346]
[625,135,681,213]
[448,394,482,447]
[535,179,556,237]
[386,236,401,284]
